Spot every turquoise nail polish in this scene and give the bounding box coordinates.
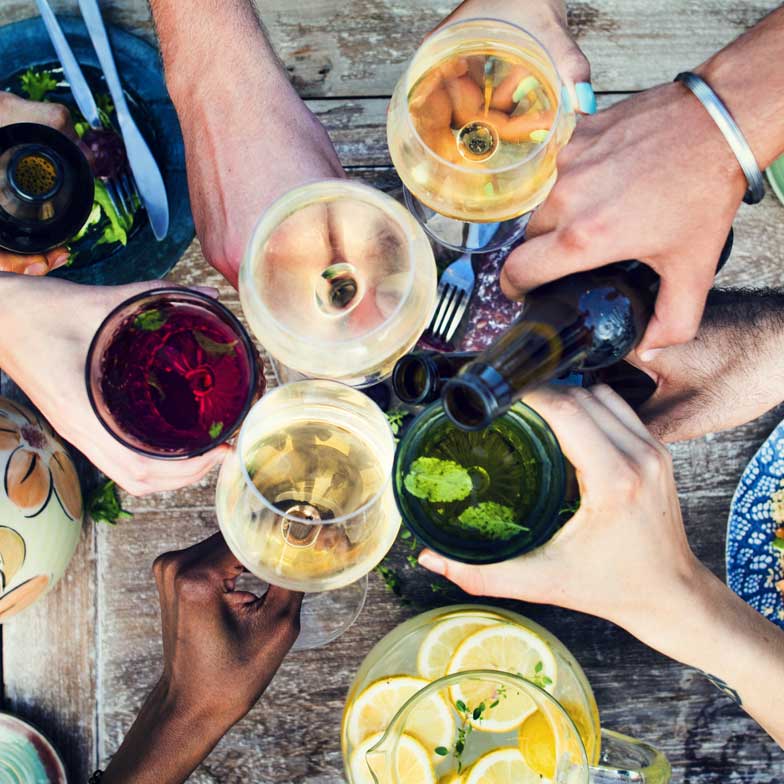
[575,82,597,114]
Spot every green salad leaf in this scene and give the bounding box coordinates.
[72,202,102,242]
[404,456,473,503]
[457,502,529,541]
[20,67,57,102]
[93,179,133,246]
[87,480,133,526]
[134,309,166,331]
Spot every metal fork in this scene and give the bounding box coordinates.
[426,223,480,343]
[104,167,139,222]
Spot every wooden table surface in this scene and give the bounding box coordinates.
[2,1,784,781]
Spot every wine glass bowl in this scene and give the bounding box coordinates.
[387,18,576,252]
[86,287,259,459]
[239,180,437,387]
[215,379,400,593]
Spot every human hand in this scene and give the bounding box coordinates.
[153,532,302,725]
[418,384,701,638]
[500,82,747,356]
[0,92,77,275]
[100,533,301,784]
[0,274,230,495]
[433,0,593,112]
[625,288,784,442]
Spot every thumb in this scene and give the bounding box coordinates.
[637,266,713,357]
[500,226,602,299]
[418,549,523,599]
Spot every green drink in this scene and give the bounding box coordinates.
[393,401,566,564]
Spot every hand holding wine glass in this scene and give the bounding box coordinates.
[418,384,784,747]
[432,0,594,113]
[0,92,77,275]
[0,274,230,495]
[99,532,302,784]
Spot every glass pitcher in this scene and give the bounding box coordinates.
[341,605,670,783]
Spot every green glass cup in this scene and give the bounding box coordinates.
[393,401,567,564]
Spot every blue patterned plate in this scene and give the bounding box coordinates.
[726,417,784,628]
[0,16,194,285]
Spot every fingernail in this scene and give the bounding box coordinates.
[49,252,70,270]
[639,348,663,363]
[23,262,48,276]
[418,551,446,576]
[575,82,597,115]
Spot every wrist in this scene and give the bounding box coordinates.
[668,80,748,202]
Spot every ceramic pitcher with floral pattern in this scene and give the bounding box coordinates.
[0,397,82,621]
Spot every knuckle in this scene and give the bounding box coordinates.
[549,390,586,419]
[556,221,592,255]
[615,462,644,498]
[637,442,672,478]
[46,102,71,130]
[152,551,180,582]
[174,572,212,603]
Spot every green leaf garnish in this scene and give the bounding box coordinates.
[20,67,58,101]
[87,480,133,526]
[209,421,224,439]
[405,554,418,568]
[385,410,407,437]
[457,501,528,541]
[134,309,166,331]
[456,700,467,713]
[435,747,448,756]
[194,331,238,356]
[403,456,472,503]
[375,564,402,596]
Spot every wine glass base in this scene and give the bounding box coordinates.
[294,576,368,650]
[403,188,530,254]
[235,572,368,650]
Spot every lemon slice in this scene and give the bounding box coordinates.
[345,676,455,754]
[463,748,541,784]
[448,625,558,732]
[350,732,436,784]
[417,615,500,680]
[518,710,557,778]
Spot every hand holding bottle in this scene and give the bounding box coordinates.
[500,7,784,356]
[419,384,784,747]
[0,93,76,275]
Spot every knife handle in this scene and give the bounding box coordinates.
[77,0,131,120]
[36,0,101,128]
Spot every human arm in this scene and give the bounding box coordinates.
[627,288,784,442]
[0,275,229,495]
[500,5,784,355]
[100,532,302,783]
[418,384,784,746]
[0,93,77,275]
[148,0,343,288]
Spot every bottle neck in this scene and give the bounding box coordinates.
[392,351,477,405]
[443,261,659,430]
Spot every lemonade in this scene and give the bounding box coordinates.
[341,606,600,783]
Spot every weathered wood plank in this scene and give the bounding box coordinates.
[0,1,774,95]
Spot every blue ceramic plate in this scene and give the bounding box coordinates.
[726,417,784,629]
[0,16,194,284]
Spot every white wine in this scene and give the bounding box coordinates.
[240,180,436,387]
[388,20,574,229]
[216,380,400,592]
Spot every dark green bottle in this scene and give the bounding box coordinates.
[443,232,733,430]
[392,351,477,405]
[0,123,94,255]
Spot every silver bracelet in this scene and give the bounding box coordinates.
[675,71,765,205]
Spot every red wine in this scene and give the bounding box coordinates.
[92,291,258,456]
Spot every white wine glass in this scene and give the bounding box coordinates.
[216,379,400,649]
[387,18,576,253]
[239,179,437,387]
